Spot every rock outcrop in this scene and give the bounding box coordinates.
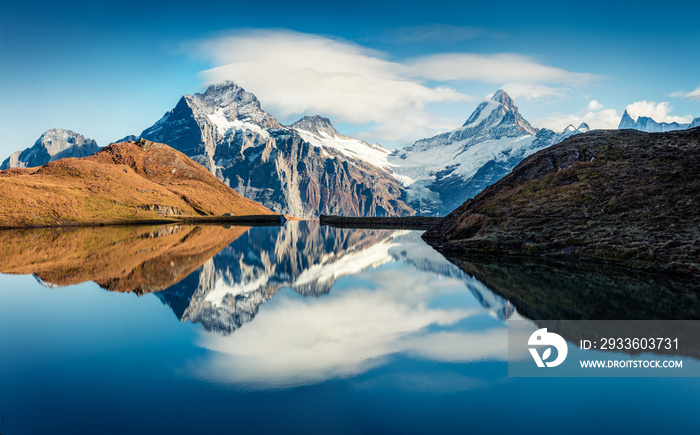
[423,128,700,274]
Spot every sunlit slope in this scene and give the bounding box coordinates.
[0,139,273,228]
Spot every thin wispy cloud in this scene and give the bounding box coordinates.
[191,29,595,144]
[378,24,504,44]
[406,53,594,84]
[670,86,700,102]
[500,83,571,100]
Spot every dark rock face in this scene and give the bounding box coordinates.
[131,82,412,218]
[1,129,100,170]
[424,128,700,274]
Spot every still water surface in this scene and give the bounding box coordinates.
[0,222,697,434]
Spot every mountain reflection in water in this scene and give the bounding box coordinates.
[0,222,514,334]
[1,221,697,389]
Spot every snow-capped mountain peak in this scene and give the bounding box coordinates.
[189,81,281,130]
[291,115,339,137]
[388,89,588,215]
[1,128,100,170]
[460,89,537,137]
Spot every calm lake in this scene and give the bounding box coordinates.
[0,221,697,434]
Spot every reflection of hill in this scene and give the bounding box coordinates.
[0,225,248,294]
[446,255,699,320]
[448,255,700,360]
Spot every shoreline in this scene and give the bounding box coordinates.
[0,214,287,230]
[319,215,442,230]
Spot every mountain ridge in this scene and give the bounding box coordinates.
[129,82,413,218]
[388,90,587,215]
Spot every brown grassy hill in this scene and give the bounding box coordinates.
[0,224,248,294]
[423,128,700,274]
[0,139,273,228]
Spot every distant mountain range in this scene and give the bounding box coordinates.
[2,83,697,217]
[618,109,700,132]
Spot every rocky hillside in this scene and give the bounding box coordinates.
[130,82,412,218]
[1,128,100,170]
[423,128,700,274]
[0,138,272,228]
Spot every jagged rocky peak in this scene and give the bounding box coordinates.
[461,89,537,137]
[291,115,340,137]
[38,128,96,155]
[619,110,635,129]
[562,123,589,134]
[1,128,100,170]
[189,81,281,129]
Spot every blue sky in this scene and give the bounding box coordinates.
[1,0,699,155]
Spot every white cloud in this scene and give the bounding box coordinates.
[624,101,693,124]
[500,83,570,100]
[406,53,594,84]
[670,86,700,102]
[190,29,594,144]
[537,108,621,131]
[587,100,604,111]
[686,87,700,101]
[193,30,470,144]
[537,98,696,132]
